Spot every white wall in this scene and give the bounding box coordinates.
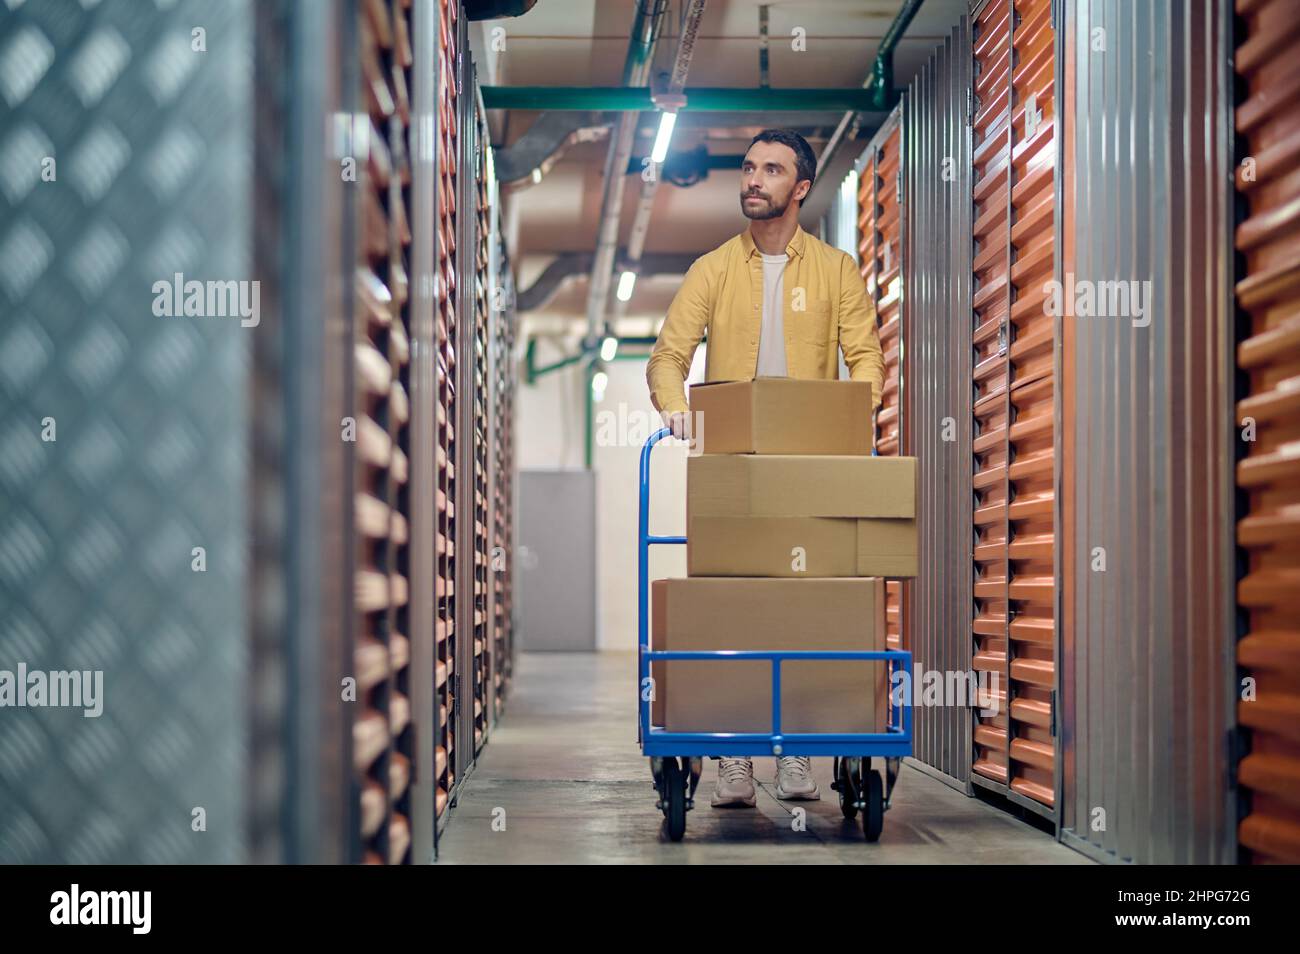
[516,338,705,650]
[516,337,588,471]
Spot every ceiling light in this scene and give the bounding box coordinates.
[650,111,677,164]
[616,270,637,302]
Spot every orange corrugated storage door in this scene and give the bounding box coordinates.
[970,0,1014,791]
[1004,0,1057,810]
[970,0,1058,809]
[1234,0,1300,864]
[858,116,905,662]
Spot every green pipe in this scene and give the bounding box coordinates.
[867,0,924,111]
[525,338,539,384]
[529,335,697,465]
[531,350,590,379]
[526,334,694,383]
[526,337,597,383]
[482,86,888,113]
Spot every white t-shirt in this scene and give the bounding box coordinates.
[755,252,788,377]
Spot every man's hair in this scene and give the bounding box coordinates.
[749,128,817,191]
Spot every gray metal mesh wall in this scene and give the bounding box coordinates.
[0,0,250,862]
[1059,0,1236,864]
[901,16,976,791]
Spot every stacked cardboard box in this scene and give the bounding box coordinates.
[651,576,890,732]
[687,454,917,577]
[652,378,919,734]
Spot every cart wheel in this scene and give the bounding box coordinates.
[862,770,884,842]
[837,758,861,820]
[663,758,687,842]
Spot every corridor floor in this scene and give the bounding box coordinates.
[434,652,1092,864]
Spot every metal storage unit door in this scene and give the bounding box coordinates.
[489,217,518,713]
[433,0,462,828]
[469,93,492,753]
[969,0,1058,812]
[247,0,367,865]
[457,33,491,764]
[352,0,418,865]
[1059,0,1236,865]
[857,109,906,663]
[902,17,975,789]
[1234,0,1300,864]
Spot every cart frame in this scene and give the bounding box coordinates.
[636,427,913,839]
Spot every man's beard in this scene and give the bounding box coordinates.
[740,187,791,220]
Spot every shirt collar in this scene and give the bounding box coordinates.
[741,224,806,261]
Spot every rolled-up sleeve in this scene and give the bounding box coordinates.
[836,251,884,410]
[646,258,712,415]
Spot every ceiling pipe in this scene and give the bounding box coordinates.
[517,251,699,312]
[611,0,708,327]
[583,0,671,341]
[493,111,611,185]
[813,0,924,189]
[481,86,889,112]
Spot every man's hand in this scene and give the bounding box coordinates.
[663,410,693,442]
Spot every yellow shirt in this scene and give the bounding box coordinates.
[646,225,885,415]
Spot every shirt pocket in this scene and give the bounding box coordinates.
[791,298,833,348]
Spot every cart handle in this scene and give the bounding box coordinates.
[639,426,685,541]
[638,427,686,744]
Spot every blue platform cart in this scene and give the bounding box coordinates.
[637,427,913,842]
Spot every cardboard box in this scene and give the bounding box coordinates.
[686,454,919,578]
[687,454,916,519]
[688,378,873,455]
[649,577,888,734]
[687,515,917,578]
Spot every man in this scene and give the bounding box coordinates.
[646,129,885,808]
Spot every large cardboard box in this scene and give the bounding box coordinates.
[687,516,917,578]
[649,577,888,734]
[686,454,918,578]
[688,454,916,518]
[688,378,873,455]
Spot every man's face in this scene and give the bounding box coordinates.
[740,140,810,220]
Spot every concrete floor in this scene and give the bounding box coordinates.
[435,652,1092,864]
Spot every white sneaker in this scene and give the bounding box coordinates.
[711,757,756,807]
[774,756,820,800]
